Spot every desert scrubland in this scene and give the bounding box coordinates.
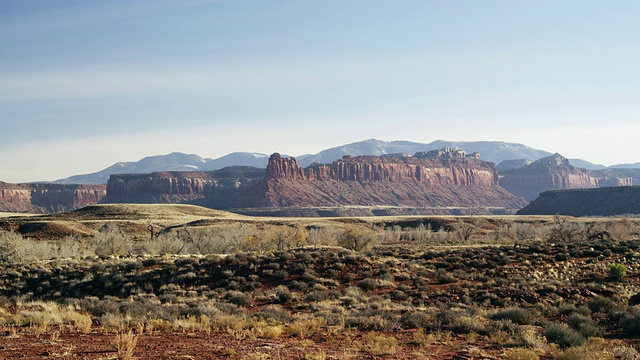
[1,204,640,359]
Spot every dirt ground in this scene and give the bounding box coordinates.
[0,327,501,360]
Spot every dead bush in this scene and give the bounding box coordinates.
[93,223,131,257]
[337,227,376,252]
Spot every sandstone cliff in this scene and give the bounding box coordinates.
[266,153,499,185]
[498,153,632,201]
[0,182,106,214]
[102,166,264,208]
[229,153,526,213]
[517,186,640,216]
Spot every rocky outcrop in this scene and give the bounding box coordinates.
[517,186,640,216]
[497,159,532,172]
[499,153,635,201]
[230,152,527,213]
[0,182,106,214]
[102,166,264,208]
[265,153,499,186]
[591,168,638,187]
[500,154,597,201]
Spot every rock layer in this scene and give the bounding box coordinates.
[0,182,106,214]
[103,166,264,208]
[266,153,498,185]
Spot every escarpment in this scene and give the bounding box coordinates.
[499,154,635,201]
[266,152,497,185]
[518,186,640,216]
[102,166,265,208]
[0,182,106,214]
[229,151,527,213]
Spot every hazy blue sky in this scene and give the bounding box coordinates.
[1,0,639,182]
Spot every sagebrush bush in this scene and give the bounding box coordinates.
[399,311,431,329]
[552,337,616,360]
[493,307,535,325]
[276,287,294,303]
[545,323,585,348]
[253,304,291,323]
[567,314,601,338]
[357,278,378,292]
[587,296,616,314]
[620,313,640,337]
[224,291,253,307]
[435,269,457,284]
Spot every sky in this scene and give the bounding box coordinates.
[1,0,639,183]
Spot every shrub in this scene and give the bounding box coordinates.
[613,345,640,360]
[268,226,307,251]
[259,324,284,339]
[544,323,585,349]
[552,337,616,360]
[504,348,539,360]
[399,311,431,329]
[276,287,294,303]
[357,278,378,292]
[435,269,457,284]
[567,314,600,338]
[361,332,397,355]
[112,330,138,360]
[620,313,640,337]
[547,216,582,242]
[337,227,376,252]
[93,224,130,257]
[609,219,634,241]
[609,263,627,281]
[304,291,327,303]
[587,296,616,314]
[287,316,326,339]
[0,231,26,262]
[451,315,488,334]
[517,326,547,349]
[253,305,290,323]
[453,219,476,242]
[224,291,253,307]
[493,307,535,325]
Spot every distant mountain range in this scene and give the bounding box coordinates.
[55,152,271,184]
[53,139,639,184]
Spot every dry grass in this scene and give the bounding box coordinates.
[112,329,139,360]
[4,203,638,246]
[0,212,38,218]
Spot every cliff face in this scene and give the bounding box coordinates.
[499,153,632,201]
[517,186,640,216]
[0,182,106,214]
[230,153,526,212]
[103,166,265,208]
[266,153,499,186]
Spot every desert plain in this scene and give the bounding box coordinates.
[0,204,639,359]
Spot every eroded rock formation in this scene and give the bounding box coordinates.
[102,166,264,208]
[0,182,106,214]
[230,152,527,213]
[265,153,499,185]
[499,154,634,201]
